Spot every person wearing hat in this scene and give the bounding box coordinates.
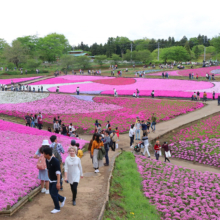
[33,140,50,194]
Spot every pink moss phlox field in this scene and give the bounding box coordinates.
[93,78,136,85]
[135,156,220,220]
[30,75,114,85]
[169,114,220,167]
[0,76,42,85]
[47,78,214,96]
[170,139,220,167]
[0,119,88,211]
[177,66,220,77]
[0,95,203,133]
[0,94,122,114]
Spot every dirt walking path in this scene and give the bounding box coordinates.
[2,100,220,220]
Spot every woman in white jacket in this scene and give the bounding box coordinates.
[64,146,83,206]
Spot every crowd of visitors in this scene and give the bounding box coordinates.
[0,83,44,92]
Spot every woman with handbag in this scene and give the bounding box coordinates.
[33,140,50,194]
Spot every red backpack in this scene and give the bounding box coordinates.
[37,155,46,170]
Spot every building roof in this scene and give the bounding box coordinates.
[69,53,88,57]
[68,50,83,53]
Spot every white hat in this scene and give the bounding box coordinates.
[42,140,50,146]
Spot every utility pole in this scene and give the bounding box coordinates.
[204,37,206,62]
[131,42,132,62]
[157,42,160,61]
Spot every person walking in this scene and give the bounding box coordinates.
[38,114,43,130]
[162,142,171,162]
[213,91,216,100]
[136,89,140,98]
[129,124,135,148]
[64,146,83,206]
[141,132,150,158]
[154,141,161,160]
[151,113,157,132]
[135,119,141,140]
[154,140,161,161]
[25,113,31,127]
[43,147,66,214]
[34,140,50,194]
[110,130,117,151]
[30,114,35,128]
[103,131,111,166]
[105,121,111,130]
[91,134,104,173]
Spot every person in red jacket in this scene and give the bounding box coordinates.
[154,140,161,160]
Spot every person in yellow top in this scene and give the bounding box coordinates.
[76,143,83,159]
[203,92,207,102]
[91,134,104,173]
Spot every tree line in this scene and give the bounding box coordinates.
[0,33,220,71]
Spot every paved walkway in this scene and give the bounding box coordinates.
[2,100,220,220]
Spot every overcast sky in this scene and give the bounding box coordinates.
[1,0,219,46]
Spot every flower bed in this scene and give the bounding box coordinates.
[47,78,214,96]
[167,114,220,167]
[170,139,220,167]
[0,119,88,211]
[177,66,220,77]
[30,75,114,85]
[93,78,136,85]
[0,76,42,85]
[0,95,204,133]
[136,156,220,220]
[0,91,49,104]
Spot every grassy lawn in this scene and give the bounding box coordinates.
[104,151,160,220]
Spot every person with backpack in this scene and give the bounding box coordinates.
[64,146,83,206]
[43,147,66,214]
[110,130,117,151]
[50,135,65,190]
[33,140,50,194]
[162,141,171,162]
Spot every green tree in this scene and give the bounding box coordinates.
[74,56,91,69]
[170,46,190,61]
[194,46,200,59]
[16,35,39,57]
[184,41,191,56]
[110,54,122,65]
[59,55,75,71]
[160,48,171,63]
[26,59,42,70]
[115,36,131,56]
[37,33,71,62]
[211,35,220,52]
[4,40,27,68]
[95,55,107,67]
[206,46,216,54]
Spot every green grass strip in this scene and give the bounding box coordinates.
[104,151,160,220]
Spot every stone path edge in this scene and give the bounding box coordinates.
[0,186,41,216]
